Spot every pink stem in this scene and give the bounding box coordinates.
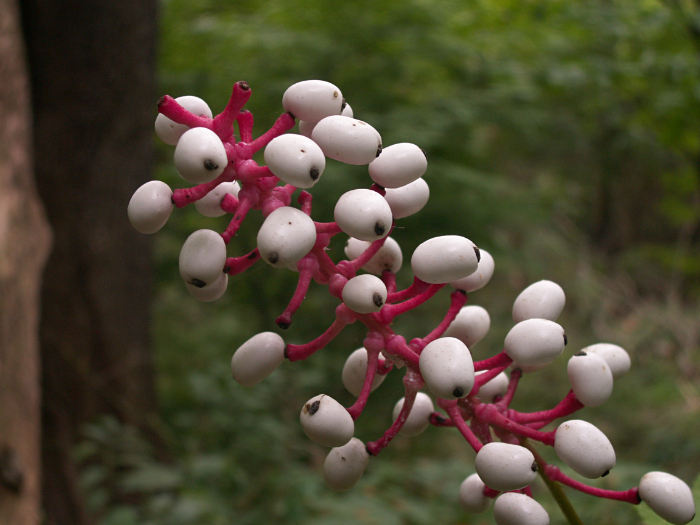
[523,486,533,497]
[247,112,296,154]
[380,283,445,323]
[340,233,391,275]
[508,390,584,425]
[310,245,340,279]
[284,305,355,362]
[236,109,254,143]
[495,368,522,409]
[236,160,273,182]
[429,412,455,427]
[370,183,386,196]
[474,403,556,446]
[171,168,235,208]
[275,255,319,329]
[314,221,343,235]
[474,351,512,372]
[381,270,397,294]
[221,192,255,245]
[470,418,493,444]
[470,364,510,396]
[382,334,420,367]
[157,95,212,129]
[545,465,641,504]
[483,486,500,499]
[419,290,468,349]
[212,81,252,139]
[224,248,260,276]
[444,402,484,452]
[366,369,424,455]
[219,193,239,214]
[386,276,430,303]
[298,191,313,215]
[346,333,383,420]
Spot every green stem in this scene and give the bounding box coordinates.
[521,439,584,525]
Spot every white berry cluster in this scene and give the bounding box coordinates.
[128,79,695,525]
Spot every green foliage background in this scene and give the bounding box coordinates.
[81,0,700,523]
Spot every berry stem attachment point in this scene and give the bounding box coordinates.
[509,390,584,425]
[224,248,260,276]
[158,95,212,129]
[380,283,445,323]
[473,351,512,372]
[213,81,253,139]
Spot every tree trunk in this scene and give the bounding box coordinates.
[0,0,52,523]
[19,0,160,523]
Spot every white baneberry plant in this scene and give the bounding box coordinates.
[129,79,696,525]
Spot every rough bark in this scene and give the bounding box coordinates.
[19,0,161,523]
[0,0,52,523]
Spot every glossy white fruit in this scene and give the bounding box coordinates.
[475,371,509,402]
[179,229,227,288]
[411,236,479,284]
[458,473,491,514]
[368,143,427,188]
[342,274,387,314]
[512,280,566,323]
[283,80,343,122]
[475,442,538,492]
[639,472,696,525]
[128,180,174,234]
[393,392,434,437]
[312,116,382,165]
[494,492,550,525]
[257,206,317,268]
[504,319,566,367]
[300,394,354,447]
[344,237,403,275]
[567,352,613,407]
[342,347,387,397]
[582,343,631,380]
[334,189,392,241]
[451,249,495,293]
[383,178,429,219]
[554,420,616,479]
[194,181,240,218]
[443,305,491,349]
[323,438,369,492]
[419,337,474,399]
[155,95,212,145]
[173,127,227,184]
[186,272,228,302]
[298,119,317,138]
[341,102,353,117]
[264,134,326,189]
[231,332,285,387]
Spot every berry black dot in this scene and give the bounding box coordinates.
[421,148,428,160]
[531,461,538,472]
[238,81,250,90]
[575,351,587,357]
[374,221,386,236]
[341,98,347,111]
[268,252,279,264]
[376,144,383,157]
[453,387,464,397]
[204,159,219,171]
[602,470,610,477]
[309,167,320,180]
[189,278,206,288]
[372,293,384,308]
[306,400,321,416]
[473,245,481,263]
[564,334,568,346]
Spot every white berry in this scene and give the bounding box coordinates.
[554,420,616,479]
[264,134,326,188]
[312,116,382,165]
[419,337,474,399]
[475,442,538,492]
[494,492,550,525]
[342,274,387,314]
[342,347,387,397]
[283,80,343,122]
[368,143,427,188]
[334,189,392,241]
[458,473,491,514]
[512,280,566,323]
[475,371,509,402]
[179,229,227,288]
[443,305,491,349]
[639,472,696,525]
[451,249,495,293]
[393,392,434,437]
[504,318,566,367]
[300,394,354,448]
[173,127,227,184]
[194,181,240,218]
[128,180,174,234]
[155,95,212,145]
[383,177,430,219]
[186,272,228,302]
[231,332,285,387]
[411,236,479,284]
[323,438,369,492]
[581,343,631,380]
[344,236,403,275]
[568,352,613,407]
[257,206,317,268]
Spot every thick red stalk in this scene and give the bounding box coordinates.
[246,112,296,154]
[338,233,391,276]
[474,351,512,372]
[346,333,383,420]
[171,167,236,208]
[379,283,445,323]
[419,290,468,349]
[236,109,254,143]
[495,368,522,409]
[298,190,313,215]
[224,249,260,276]
[381,334,420,367]
[508,390,584,425]
[213,81,253,139]
[275,255,320,329]
[474,403,556,446]
[221,190,256,244]
[284,305,355,362]
[381,270,397,294]
[157,95,212,129]
[314,221,343,235]
[470,363,510,396]
[385,276,430,303]
[545,466,641,504]
[443,402,483,452]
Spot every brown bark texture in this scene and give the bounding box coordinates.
[19,0,161,523]
[0,0,52,523]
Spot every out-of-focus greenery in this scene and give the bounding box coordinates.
[79,0,700,523]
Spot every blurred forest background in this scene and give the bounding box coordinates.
[1,0,699,524]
